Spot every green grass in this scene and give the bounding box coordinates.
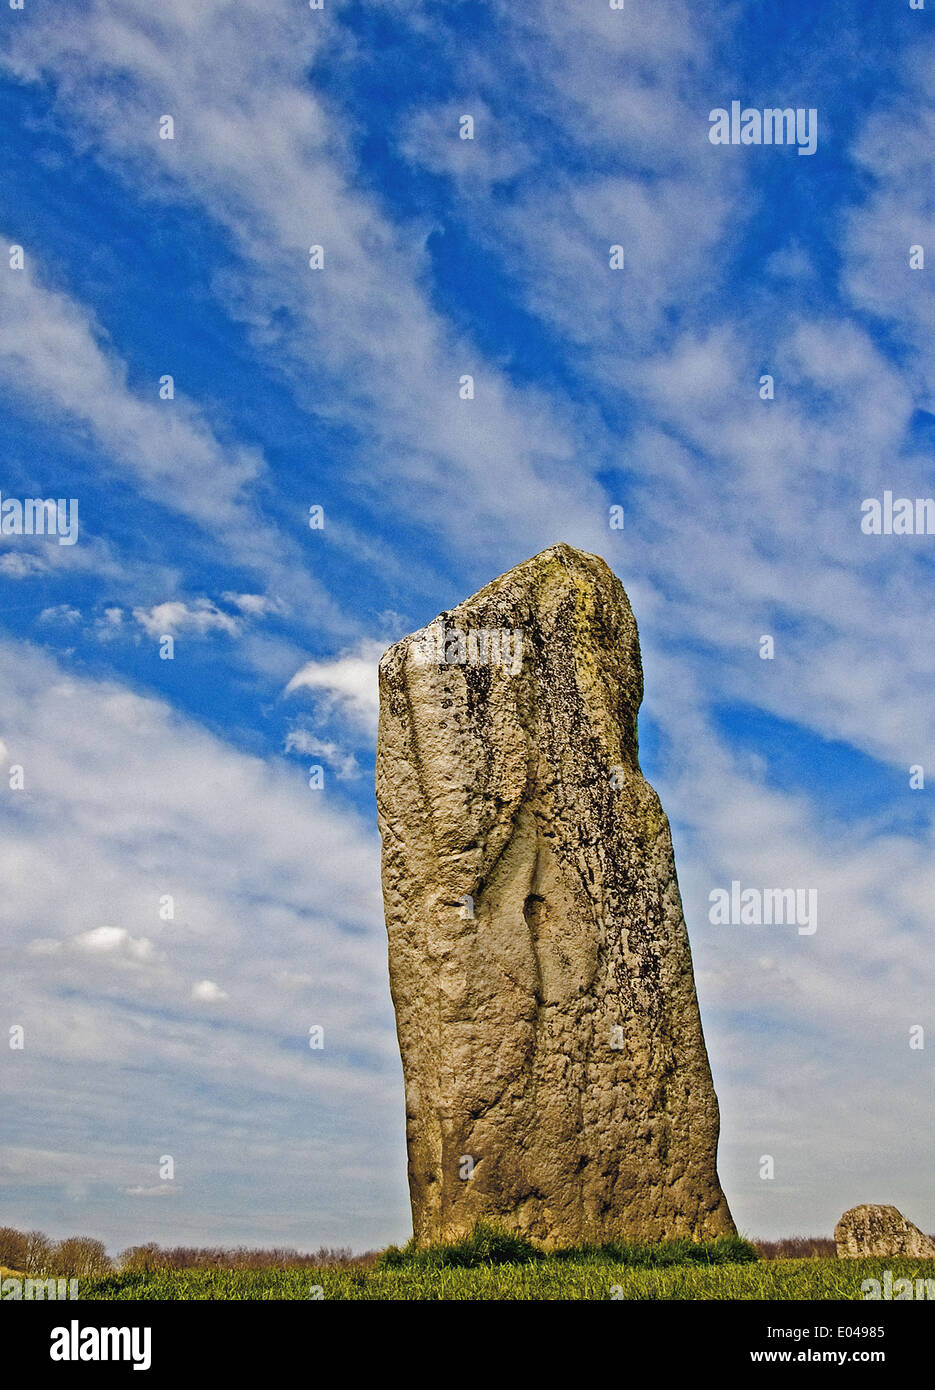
[76,1256,935,1301]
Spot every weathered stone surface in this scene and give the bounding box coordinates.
[376,543,734,1247]
[835,1205,935,1259]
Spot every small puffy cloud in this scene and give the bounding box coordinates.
[26,938,62,957]
[191,979,227,1002]
[132,599,242,640]
[764,243,816,283]
[284,729,361,780]
[0,551,48,578]
[400,99,531,188]
[74,925,155,961]
[29,925,156,964]
[285,640,384,733]
[94,607,125,641]
[132,595,286,640]
[221,592,286,618]
[39,604,82,625]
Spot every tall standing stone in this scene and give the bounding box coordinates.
[376,544,734,1247]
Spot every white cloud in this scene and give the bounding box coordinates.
[0,552,48,579]
[75,925,156,962]
[191,979,227,1002]
[286,640,384,734]
[399,99,531,189]
[38,604,82,625]
[0,638,406,1249]
[0,539,124,583]
[843,41,935,403]
[132,599,242,640]
[28,924,157,967]
[222,592,286,618]
[283,730,361,781]
[93,607,125,642]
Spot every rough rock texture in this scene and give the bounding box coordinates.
[834,1205,935,1259]
[376,543,734,1247]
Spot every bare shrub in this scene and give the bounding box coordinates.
[119,1242,167,1274]
[23,1230,54,1275]
[754,1236,836,1260]
[52,1236,112,1278]
[0,1226,29,1271]
[118,1242,375,1271]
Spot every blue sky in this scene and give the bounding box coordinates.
[1,0,934,1252]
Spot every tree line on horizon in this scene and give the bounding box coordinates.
[0,1225,374,1275]
[1,1224,861,1272]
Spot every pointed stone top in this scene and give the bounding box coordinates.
[383,543,632,657]
[379,542,644,771]
[455,542,616,610]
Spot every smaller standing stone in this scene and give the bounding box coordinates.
[834,1204,935,1258]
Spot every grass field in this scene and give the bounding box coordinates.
[75,1257,935,1300]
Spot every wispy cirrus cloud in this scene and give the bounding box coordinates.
[0,238,351,638]
[3,0,610,567]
